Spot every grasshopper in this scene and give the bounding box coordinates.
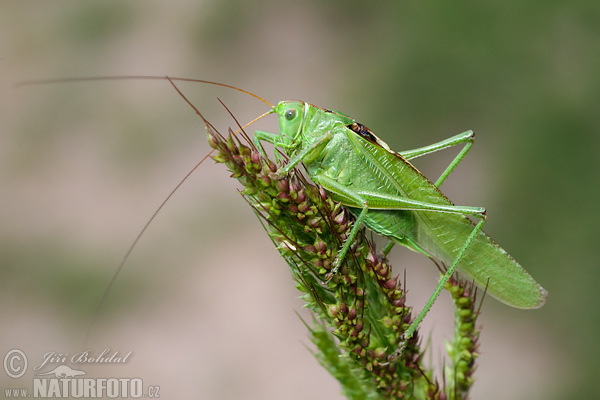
[247,100,547,342]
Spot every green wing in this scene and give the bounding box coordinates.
[344,130,547,309]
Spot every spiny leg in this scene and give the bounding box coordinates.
[399,130,475,187]
[381,130,475,257]
[314,175,485,273]
[381,241,395,257]
[253,129,333,176]
[253,130,279,160]
[390,212,487,360]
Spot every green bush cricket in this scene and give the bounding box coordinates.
[19,76,547,348]
[262,105,546,341]
[163,77,547,347]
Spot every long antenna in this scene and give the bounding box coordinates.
[164,76,273,132]
[16,75,275,108]
[84,153,211,346]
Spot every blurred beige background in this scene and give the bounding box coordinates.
[1,1,598,399]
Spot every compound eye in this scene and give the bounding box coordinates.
[285,108,297,121]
